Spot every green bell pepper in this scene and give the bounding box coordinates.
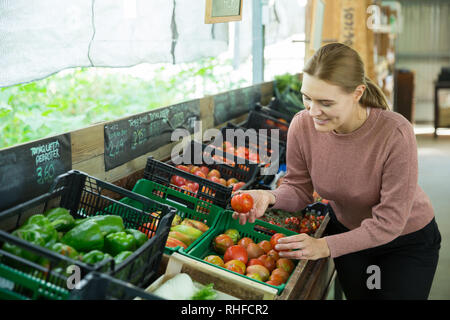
[45,207,75,232]
[88,215,125,235]
[49,243,79,260]
[61,220,104,252]
[38,242,80,269]
[125,229,147,248]
[21,214,58,245]
[114,251,133,265]
[89,215,125,235]
[2,229,46,262]
[104,231,136,256]
[81,250,113,265]
[73,218,89,228]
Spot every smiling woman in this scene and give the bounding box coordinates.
[233,42,441,300]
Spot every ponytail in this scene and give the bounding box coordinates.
[361,76,390,110]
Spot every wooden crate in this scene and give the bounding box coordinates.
[146,252,277,300]
[151,212,330,300]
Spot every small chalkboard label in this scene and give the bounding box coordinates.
[205,0,243,24]
[0,134,72,212]
[104,100,200,171]
[213,84,262,126]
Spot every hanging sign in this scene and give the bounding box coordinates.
[205,0,243,24]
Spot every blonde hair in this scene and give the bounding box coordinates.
[304,43,390,110]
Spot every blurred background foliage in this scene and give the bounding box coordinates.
[0,57,249,150]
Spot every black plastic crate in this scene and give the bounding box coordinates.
[220,122,286,185]
[144,141,260,208]
[254,102,293,123]
[0,170,176,299]
[70,272,161,300]
[245,110,289,142]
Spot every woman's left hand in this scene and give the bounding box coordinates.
[274,234,330,260]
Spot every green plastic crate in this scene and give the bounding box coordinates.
[180,210,299,295]
[0,263,70,300]
[121,179,225,255]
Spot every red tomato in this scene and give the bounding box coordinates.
[276,258,295,274]
[199,166,210,176]
[247,258,264,267]
[271,268,289,283]
[224,245,248,264]
[269,273,286,285]
[237,237,254,249]
[267,249,280,261]
[213,234,234,255]
[232,182,245,192]
[270,233,286,249]
[224,260,246,275]
[194,171,207,179]
[204,255,225,268]
[207,169,221,179]
[257,240,272,254]
[170,175,186,187]
[258,254,276,272]
[186,182,199,193]
[231,193,254,213]
[176,165,190,172]
[209,176,221,184]
[190,166,200,174]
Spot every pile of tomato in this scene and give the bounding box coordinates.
[268,213,325,234]
[203,230,295,287]
[170,164,246,193]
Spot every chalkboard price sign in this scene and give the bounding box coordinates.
[104,100,200,171]
[0,134,72,212]
[213,84,262,126]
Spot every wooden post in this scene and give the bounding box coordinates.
[305,0,375,80]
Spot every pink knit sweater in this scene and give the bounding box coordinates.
[270,108,435,258]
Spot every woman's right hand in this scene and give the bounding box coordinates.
[231,189,276,225]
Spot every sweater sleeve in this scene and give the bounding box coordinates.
[324,123,419,258]
[269,112,314,212]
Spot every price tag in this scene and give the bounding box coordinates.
[104,100,200,171]
[0,134,72,212]
[213,84,262,126]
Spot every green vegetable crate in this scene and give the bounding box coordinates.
[180,210,299,295]
[123,178,225,255]
[0,170,176,300]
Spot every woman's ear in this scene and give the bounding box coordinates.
[353,84,366,103]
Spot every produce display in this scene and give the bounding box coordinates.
[165,214,209,250]
[203,229,296,287]
[261,207,325,235]
[1,207,150,270]
[171,164,246,193]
